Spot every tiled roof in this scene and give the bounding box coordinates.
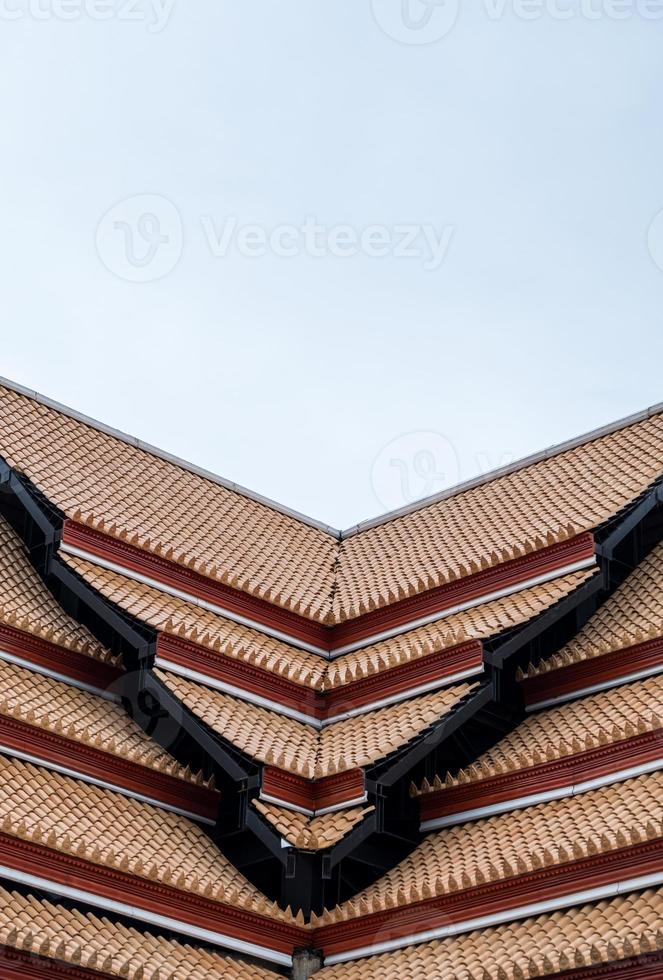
[332,413,663,622]
[253,800,374,849]
[2,381,662,626]
[0,656,203,785]
[156,668,475,777]
[523,539,663,679]
[415,674,663,796]
[0,753,290,923]
[62,551,326,688]
[327,569,595,687]
[0,383,338,622]
[0,885,279,978]
[0,513,113,664]
[321,771,662,923]
[315,888,663,978]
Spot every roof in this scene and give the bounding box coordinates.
[0,884,279,979]
[314,888,663,978]
[253,801,374,850]
[2,378,662,624]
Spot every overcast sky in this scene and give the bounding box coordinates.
[1,2,662,529]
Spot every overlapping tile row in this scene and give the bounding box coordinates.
[0,382,338,622]
[0,657,219,820]
[3,382,662,631]
[62,551,593,723]
[253,801,374,850]
[156,667,474,781]
[333,412,663,622]
[413,675,663,828]
[315,889,663,978]
[519,539,663,707]
[0,516,117,683]
[0,885,280,979]
[311,772,663,958]
[0,753,308,965]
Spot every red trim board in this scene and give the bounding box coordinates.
[261,767,365,814]
[0,623,122,693]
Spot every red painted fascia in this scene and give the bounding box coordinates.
[62,522,595,654]
[520,637,663,707]
[0,713,220,822]
[418,730,663,823]
[157,634,482,723]
[552,954,663,980]
[312,838,663,957]
[262,767,365,813]
[0,833,307,957]
[0,946,106,980]
[0,623,122,693]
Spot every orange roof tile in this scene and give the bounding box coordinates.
[0,656,204,785]
[0,885,279,978]
[0,754,290,923]
[156,668,475,777]
[253,800,374,850]
[321,771,662,924]
[415,674,663,796]
[0,513,113,664]
[315,888,663,978]
[523,539,663,679]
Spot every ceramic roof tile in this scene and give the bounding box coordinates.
[524,539,663,678]
[0,513,113,664]
[327,569,595,688]
[0,885,279,978]
[316,888,663,978]
[0,383,337,622]
[0,754,290,923]
[333,413,663,622]
[62,551,326,688]
[0,656,204,785]
[415,674,663,795]
[156,668,475,777]
[253,800,374,850]
[322,772,662,923]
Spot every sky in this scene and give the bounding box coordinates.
[1,1,662,530]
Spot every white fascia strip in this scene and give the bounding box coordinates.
[420,758,663,832]
[329,556,598,657]
[60,542,596,660]
[0,863,291,967]
[0,743,215,825]
[58,542,331,658]
[320,665,485,728]
[526,661,663,712]
[323,871,663,965]
[155,656,323,728]
[258,792,368,819]
[0,648,120,702]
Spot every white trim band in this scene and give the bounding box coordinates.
[323,871,663,965]
[258,792,368,820]
[526,662,663,712]
[420,758,663,832]
[0,743,215,826]
[0,863,291,967]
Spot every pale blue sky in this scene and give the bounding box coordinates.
[1,2,662,528]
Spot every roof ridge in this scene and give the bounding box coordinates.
[2,374,662,543]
